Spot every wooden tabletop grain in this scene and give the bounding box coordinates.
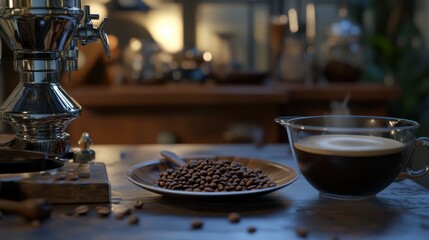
[1,144,429,240]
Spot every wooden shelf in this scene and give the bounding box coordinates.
[68,82,400,106]
[286,82,400,101]
[66,82,400,145]
[68,82,289,107]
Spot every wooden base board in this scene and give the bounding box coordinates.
[2,162,111,204]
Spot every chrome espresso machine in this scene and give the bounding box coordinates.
[0,0,109,158]
[0,1,111,205]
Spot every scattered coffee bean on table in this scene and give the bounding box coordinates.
[74,205,89,216]
[296,228,309,238]
[228,212,241,223]
[156,159,276,192]
[115,207,132,220]
[128,214,139,225]
[96,206,111,217]
[247,226,257,234]
[134,200,144,209]
[191,219,204,230]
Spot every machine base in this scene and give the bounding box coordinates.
[0,162,111,204]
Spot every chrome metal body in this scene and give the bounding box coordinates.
[0,0,110,158]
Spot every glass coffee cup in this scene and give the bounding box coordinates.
[275,115,429,200]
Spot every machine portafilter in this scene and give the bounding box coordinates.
[0,1,110,158]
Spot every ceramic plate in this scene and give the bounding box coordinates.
[126,156,299,199]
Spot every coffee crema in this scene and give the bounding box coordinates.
[294,134,405,157]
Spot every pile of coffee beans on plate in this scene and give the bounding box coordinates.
[156,158,276,192]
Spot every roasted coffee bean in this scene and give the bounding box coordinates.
[128,214,139,225]
[115,207,132,220]
[296,228,309,238]
[228,212,240,223]
[156,158,276,192]
[96,206,111,217]
[191,219,204,229]
[134,200,144,209]
[74,205,89,216]
[246,179,254,187]
[247,226,257,234]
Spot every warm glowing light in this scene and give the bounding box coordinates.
[82,1,107,26]
[145,6,182,53]
[203,52,213,62]
[272,15,288,25]
[306,3,316,42]
[288,8,299,33]
[129,38,143,51]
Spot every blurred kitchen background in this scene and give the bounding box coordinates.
[1,0,429,145]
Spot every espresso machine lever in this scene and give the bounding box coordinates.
[77,5,111,58]
[64,5,110,79]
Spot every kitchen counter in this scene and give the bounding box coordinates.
[1,144,428,240]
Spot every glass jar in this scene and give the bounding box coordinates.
[320,7,364,82]
[123,38,167,84]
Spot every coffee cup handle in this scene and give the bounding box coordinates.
[398,137,429,180]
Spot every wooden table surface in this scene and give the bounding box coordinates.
[1,144,429,240]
